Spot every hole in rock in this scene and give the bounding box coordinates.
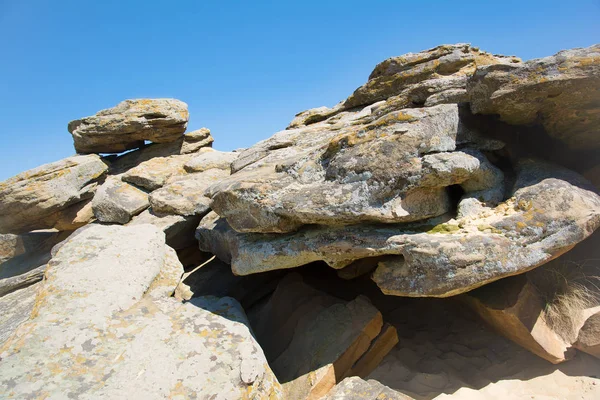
[142,113,167,120]
[446,184,465,217]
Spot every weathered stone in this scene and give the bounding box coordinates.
[248,273,392,400]
[468,44,600,150]
[198,160,600,297]
[0,155,108,234]
[121,153,194,191]
[184,149,238,173]
[150,168,229,216]
[92,177,149,224]
[68,99,189,154]
[208,104,507,233]
[574,312,600,358]
[323,377,413,400]
[463,274,574,364]
[0,224,282,399]
[128,209,200,250]
[180,127,214,154]
[0,282,39,346]
[343,43,520,110]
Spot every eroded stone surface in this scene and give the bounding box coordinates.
[208,104,507,233]
[468,44,600,150]
[198,160,600,297]
[128,209,200,249]
[150,168,230,216]
[323,377,413,400]
[0,224,282,399]
[68,99,189,154]
[184,149,238,173]
[575,312,600,359]
[92,177,149,224]
[0,155,108,234]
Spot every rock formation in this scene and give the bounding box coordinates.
[1,43,599,399]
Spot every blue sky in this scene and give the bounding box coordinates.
[0,0,598,180]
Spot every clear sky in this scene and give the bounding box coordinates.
[0,0,598,181]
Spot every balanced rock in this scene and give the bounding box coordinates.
[180,127,214,154]
[0,154,108,234]
[68,99,189,154]
[92,176,149,224]
[468,44,600,150]
[0,224,282,399]
[198,160,600,296]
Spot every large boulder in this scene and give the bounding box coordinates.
[0,155,108,234]
[198,160,600,297]
[207,104,506,234]
[68,99,189,154]
[0,224,282,399]
[468,44,600,150]
[574,312,600,358]
[92,177,149,224]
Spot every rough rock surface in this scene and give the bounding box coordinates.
[0,155,108,234]
[181,127,214,154]
[463,274,573,364]
[198,160,600,296]
[92,177,149,224]
[121,153,194,191]
[0,224,282,399]
[323,377,413,400]
[68,99,189,154]
[248,273,395,400]
[184,149,238,173]
[208,104,506,233]
[574,312,600,358]
[0,282,39,346]
[150,168,230,216]
[469,44,600,150]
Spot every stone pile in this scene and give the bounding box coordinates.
[1,43,599,399]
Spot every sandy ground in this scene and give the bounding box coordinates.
[295,264,600,400]
[367,296,600,400]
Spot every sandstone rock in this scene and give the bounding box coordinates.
[248,273,395,400]
[323,377,413,400]
[184,149,238,173]
[92,177,149,224]
[121,153,194,190]
[198,160,600,297]
[468,44,600,150]
[128,209,200,249]
[150,168,229,216]
[68,99,189,154]
[574,312,600,358]
[463,274,573,364]
[180,127,214,154]
[0,224,282,399]
[0,155,108,234]
[342,43,520,111]
[0,282,39,346]
[208,104,506,234]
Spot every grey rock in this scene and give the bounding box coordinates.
[0,155,108,234]
[468,44,600,150]
[92,177,149,224]
[184,149,238,173]
[68,99,189,154]
[208,104,506,234]
[0,224,283,399]
[180,127,214,154]
[150,168,229,216]
[0,282,40,346]
[197,160,600,297]
[323,377,413,400]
